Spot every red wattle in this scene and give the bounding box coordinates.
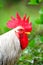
[20,33,28,50]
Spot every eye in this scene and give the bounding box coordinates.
[18,29,23,31]
[18,29,24,33]
[18,29,25,34]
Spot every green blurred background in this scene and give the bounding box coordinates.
[0,0,43,65]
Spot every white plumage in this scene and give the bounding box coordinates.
[0,28,21,65]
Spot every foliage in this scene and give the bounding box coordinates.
[35,7,43,24]
[28,0,42,5]
[0,0,21,7]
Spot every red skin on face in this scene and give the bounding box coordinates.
[20,33,28,50]
[16,31,28,50]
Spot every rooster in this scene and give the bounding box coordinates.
[0,13,32,65]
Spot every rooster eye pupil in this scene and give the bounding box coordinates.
[19,29,23,31]
[18,29,23,32]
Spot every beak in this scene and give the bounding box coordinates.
[25,32,30,35]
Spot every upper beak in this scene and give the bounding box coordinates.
[25,32,30,35]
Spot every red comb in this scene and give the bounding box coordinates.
[7,13,32,32]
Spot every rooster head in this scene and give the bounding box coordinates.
[7,13,32,50]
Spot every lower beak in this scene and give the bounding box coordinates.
[25,32,30,35]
